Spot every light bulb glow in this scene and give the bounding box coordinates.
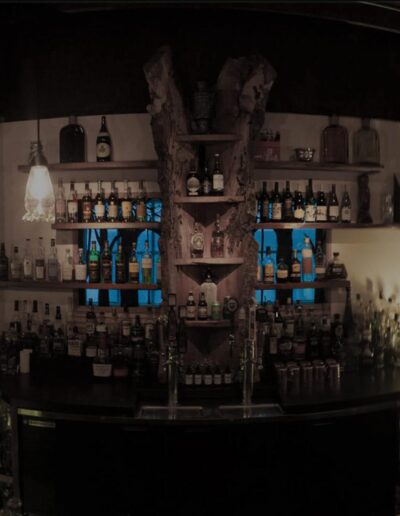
[22,165,55,223]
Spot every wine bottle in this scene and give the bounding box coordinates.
[260,181,270,222]
[115,244,126,284]
[304,179,316,223]
[282,181,293,222]
[101,241,112,283]
[67,181,79,223]
[340,185,352,223]
[271,182,282,221]
[136,181,147,222]
[94,180,105,222]
[96,115,112,162]
[212,154,224,195]
[316,184,327,222]
[107,180,119,222]
[128,242,139,283]
[328,184,339,222]
[59,115,86,163]
[121,180,132,222]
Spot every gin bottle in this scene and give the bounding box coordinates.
[353,118,380,165]
[321,114,349,164]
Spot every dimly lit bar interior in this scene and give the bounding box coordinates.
[2,1,400,514]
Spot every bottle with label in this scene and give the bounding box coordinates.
[101,241,112,283]
[0,243,8,281]
[200,269,217,317]
[129,242,139,283]
[67,181,79,223]
[136,181,147,222]
[210,214,225,258]
[326,184,339,222]
[82,182,93,222]
[271,182,282,221]
[186,291,197,320]
[340,185,352,223]
[326,252,348,279]
[282,181,294,222]
[263,246,275,284]
[198,292,208,320]
[202,164,212,196]
[301,236,314,282]
[23,239,33,280]
[293,185,305,222]
[194,364,203,385]
[186,160,201,196]
[321,114,349,164]
[121,180,132,222]
[88,241,100,283]
[276,257,289,283]
[74,248,87,282]
[92,181,104,222]
[62,248,74,281]
[107,180,119,222]
[190,222,204,258]
[316,185,327,222]
[289,249,301,282]
[96,115,112,162]
[141,240,152,284]
[212,153,224,195]
[35,237,45,281]
[115,243,126,284]
[259,181,270,222]
[10,246,22,281]
[55,179,67,223]
[304,179,316,222]
[314,241,326,280]
[59,115,86,163]
[353,117,380,165]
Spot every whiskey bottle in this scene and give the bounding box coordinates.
[94,180,105,222]
[121,180,132,222]
[263,246,275,284]
[316,185,327,222]
[186,291,197,320]
[271,182,282,221]
[200,269,217,317]
[276,257,289,283]
[59,115,86,163]
[115,243,126,284]
[282,181,294,222]
[136,181,147,222]
[321,114,349,164]
[128,242,139,283]
[314,241,326,280]
[210,214,225,258]
[259,181,270,222]
[328,184,339,222]
[190,222,204,258]
[74,248,87,282]
[107,180,119,222]
[141,240,152,284]
[202,164,212,196]
[67,181,79,223]
[82,182,93,223]
[301,236,314,282]
[212,153,224,195]
[62,249,74,281]
[198,292,208,320]
[34,237,45,281]
[96,115,112,162]
[55,179,67,223]
[10,246,22,281]
[0,243,8,281]
[304,179,316,222]
[186,160,201,196]
[23,239,33,280]
[340,185,352,223]
[353,118,380,165]
[101,241,112,283]
[88,241,100,283]
[326,252,347,279]
[289,249,301,282]
[293,185,305,222]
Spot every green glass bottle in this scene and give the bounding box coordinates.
[88,241,100,283]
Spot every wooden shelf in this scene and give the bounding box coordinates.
[0,281,160,291]
[52,222,161,230]
[175,134,240,143]
[174,195,244,204]
[256,280,350,290]
[18,160,158,173]
[254,160,382,174]
[254,222,390,230]
[184,320,231,328]
[174,257,244,266]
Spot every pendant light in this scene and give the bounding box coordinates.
[22,120,55,223]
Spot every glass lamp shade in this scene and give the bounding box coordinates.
[22,141,55,223]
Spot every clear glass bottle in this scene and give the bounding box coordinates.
[55,179,67,223]
[101,241,112,283]
[212,153,224,196]
[210,214,224,258]
[326,252,348,279]
[107,180,119,222]
[82,182,93,223]
[67,181,79,223]
[35,237,45,281]
[340,185,352,223]
[200,269,217,317]
[96,115,112,162]
[301,236,314,282]
[23,238,33,280]
[10,246,22,281]
[141,240,153,284]
[321,114,349,164]
[314,241,326,280]
[0,243,8,281]
[263,246,275,284]
[121,180,132,222]
[353,118,380,165]
[62,248,74,281]
[129,242,139,283]
[59,115,86,163]
[328,184,339,222]
[74,248,87,282]
[115,243,126,284]
[94,180,105,222]
[88,241,100,283]
[276,257,289,283]
[190,222,204,258]
[136,180,147,222]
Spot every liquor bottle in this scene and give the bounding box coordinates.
[190,222,204,258]
[326,252,347,279]
[259,181,270,222]
[328,184,339,222]
[141,240,152,284]
[115,243,126,284]
[10,246,22,281]
[212,153,224,195]
[121,180,132,222]
[85,299,97,358]
[0,243,8,281]
[128,242,139,283]
[186,291,197,320]
[314,241,326,280]
[88,241,100,283]
[316,185,327,222]
[276,257,289,283]
[55,179,67,223]
[53,306,66,355]
[353,117,380,165]
[82,182,93,223]
[202,164,212,196]
[198,292,208,320]
[289,249,301,282]
[94,180,105,222]
[121,305,131,340]
[101,241,112,283]
[304,179,316,223]
[74,248,87,282]
[340,185,352,223]
[96,115,112,162]
[271,182,282,221]
[186,160,201,197]
[34,237,45,281]
[263,246,275,284]
[293,185,305,222]
[62,248,74,281]
[321,114,349,164]
[59,115,86,163]
[131,315,146,381]
[301,236,314,281]
[136,181,147,222]
[210,214,224,258]
[23,239,33,280]
[282,181,294,222]
[107,180,119,222]
[200,269,217,317]
[67,181,79,223]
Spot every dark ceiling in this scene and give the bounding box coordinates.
[2,2,400,122]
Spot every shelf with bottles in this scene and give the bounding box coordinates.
[254,222,389,230]
[52,222,161,230]
[254,160,382,176]
[18,160,158,173]
[256,280,350,290]
[0,281,161,291]
[175,134,240,144]
[175,257,244,266]
[174,195,244,204]
[184,320,231,328]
